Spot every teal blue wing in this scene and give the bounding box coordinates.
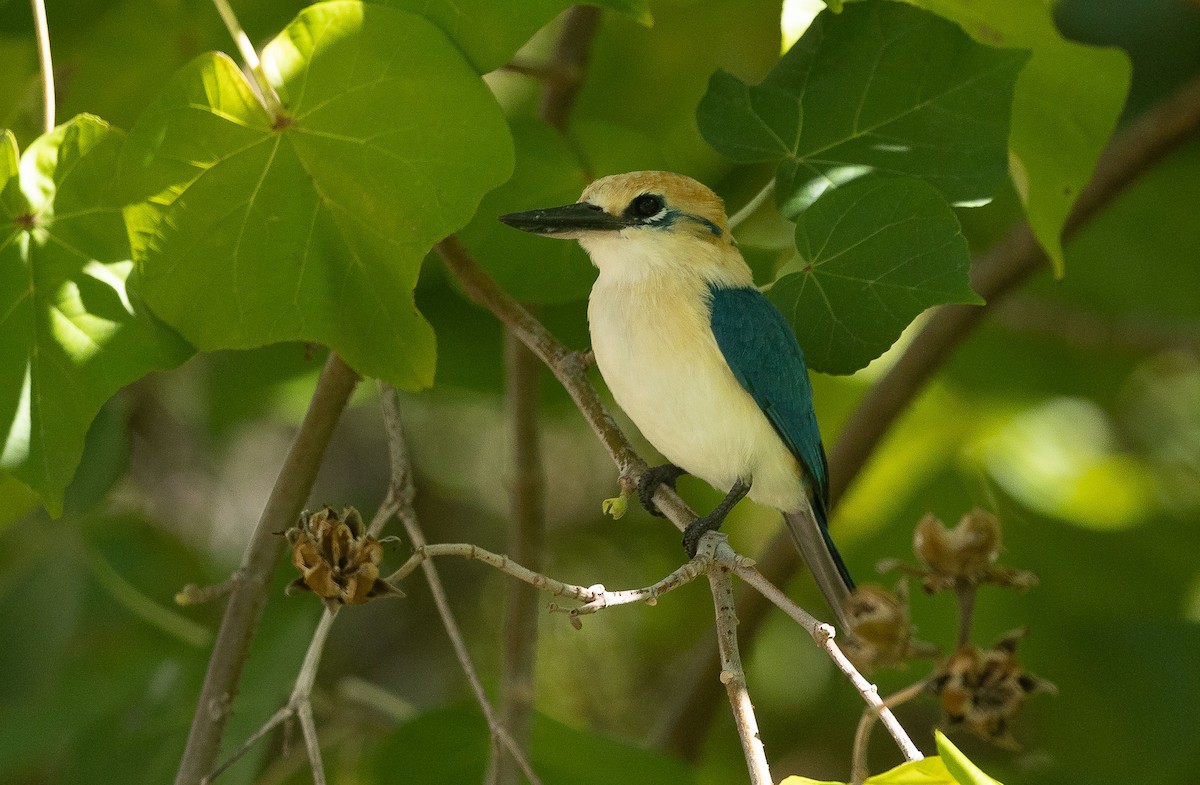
[708,285,829,504]
[708,285,852,587]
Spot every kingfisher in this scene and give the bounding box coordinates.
[499,171,854,625]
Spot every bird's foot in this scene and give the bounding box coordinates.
[681,478,752,558]
[682,513,724,557]
[638,463,687,517]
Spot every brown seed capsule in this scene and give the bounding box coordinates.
[284,506,404,611]
[840,582,938,672]
[930,628,1056,749]
[888,509,1038,593]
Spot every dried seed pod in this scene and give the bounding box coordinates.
[840,582,938,672]
[886,509,1039,593]
[284,506,404,611]
[930,628,1056,749]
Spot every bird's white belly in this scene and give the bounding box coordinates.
[588,282,808,513]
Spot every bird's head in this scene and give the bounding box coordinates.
[499,171,741,280]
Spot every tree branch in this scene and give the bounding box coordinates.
[175,353,360,785]
[494,9,602,781]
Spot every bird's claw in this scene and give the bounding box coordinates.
[638,463,687,517]
[682,513,723,558]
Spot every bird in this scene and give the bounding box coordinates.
[499,171,854,626]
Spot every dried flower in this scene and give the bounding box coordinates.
[284,506,403,611]
[882,509,1038,593]
[840,582,938,672]
[930,628,1056,749]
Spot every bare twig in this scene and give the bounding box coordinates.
[733,564,922,765]
[379,386,543,785]
[176,573,241,606]
[202,608,339,784]
[850,679,930,784]
[30,0,54,134]
[694,535,772,784]
[954,581,976,650]
[385,541,709,617]
[210,0,283,115]
[175,353,359,785]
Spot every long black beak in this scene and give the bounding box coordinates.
[499,202,630,235]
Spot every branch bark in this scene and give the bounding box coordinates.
[493,9,601,782]
[661,72,1200,759]
[175,353,359,785]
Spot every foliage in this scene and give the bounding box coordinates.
[2,0,1199,784]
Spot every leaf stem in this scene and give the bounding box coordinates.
[727,178,775,231]
[30,0,54,135]
[210,0,284,116]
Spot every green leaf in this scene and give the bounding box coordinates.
[780,755,960,785]
[902,0,1130,275]
[120,1,514,390]
[697,1,1029,205]
[456,118,594,304]
[935,731,1005,785]
[0,118,192,515]
[768,175,978,374]
[380,0,652,73]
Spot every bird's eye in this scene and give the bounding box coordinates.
[628,193,665,219]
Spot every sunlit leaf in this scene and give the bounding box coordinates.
[768,175,978,374]
[380,0,652,73]
[779,753,967,784]
[697,1,1028,205]
[903,0,1131,275]
[936,731,1005,785]
[120,1,514,390]
[0,118,192,515]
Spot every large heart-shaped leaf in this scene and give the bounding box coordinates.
[0,118,192,515]
[903,0,1131,275]
[697,1,1028,206]
[120,1,514,390]
[768,175,979,374]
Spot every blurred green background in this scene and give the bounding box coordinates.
[2,1,1199,784]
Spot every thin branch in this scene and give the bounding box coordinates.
[733,564,922,764]
[436,236,669,502]
[851,679,930,785]
[384,541,710,617]
[210,0,284,115]
[663,70,1200,755]
[202,608,339,784]
[538,5,601,133]
[175,353,360,785]
[954,581,976,650]
[707,563,772,785]
[379,385,543,785]
[30,0,54,134]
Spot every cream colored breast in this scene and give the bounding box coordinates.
[587,271,807,512]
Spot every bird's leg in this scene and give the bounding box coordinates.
[638,463,688,517]
[682,478,751,557]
